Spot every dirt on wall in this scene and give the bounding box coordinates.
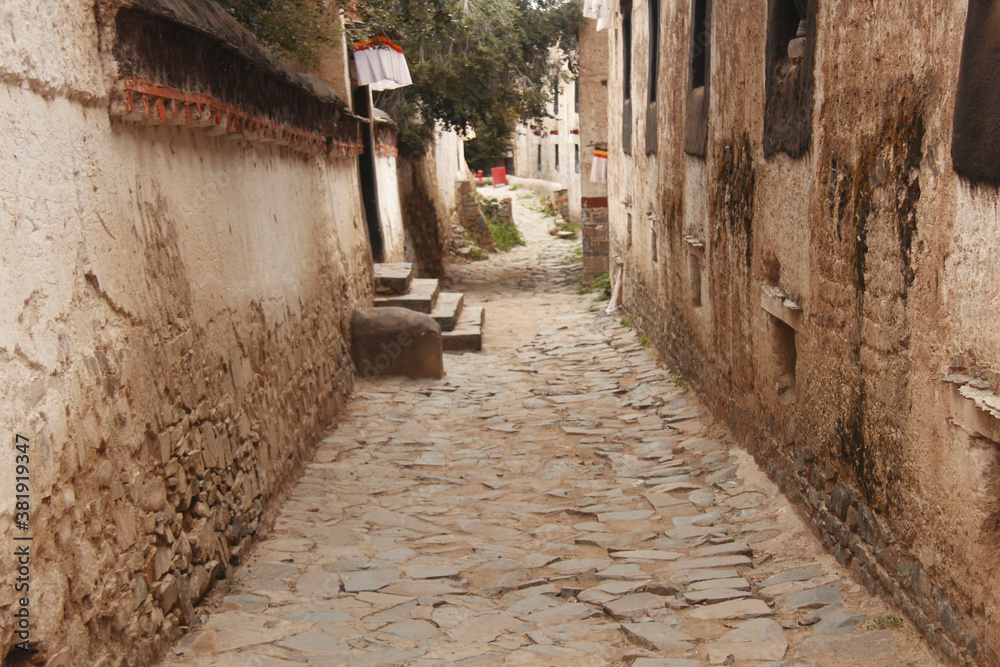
[708,134,760,410]
[713,133,756,273]
[822,84,925,516]
[2,164,370,667]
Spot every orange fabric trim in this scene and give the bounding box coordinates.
[119,77,364,157]
[353,36,404,53]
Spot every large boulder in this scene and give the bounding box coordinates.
[351,308,444,379]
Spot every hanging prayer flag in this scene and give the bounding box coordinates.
[353,36,413,91]
[582,0,612,31]
[591,147,608,183]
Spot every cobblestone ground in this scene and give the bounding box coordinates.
[160,188,941,667]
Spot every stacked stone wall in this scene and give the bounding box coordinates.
[582,202,610,279]
[457,180,497,252]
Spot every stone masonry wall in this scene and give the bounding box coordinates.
[457,180,497,252]
[0,2,372,665]
[582,204,610,280]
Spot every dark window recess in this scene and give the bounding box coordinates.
[537,144,542,172]
[690,0,708,88]
[771,315,797,399]
[575,144,581,174]
[554,78,560,114]
[689,252,702,307]
[763,0,815,159]
[648,0,660,103]
[685,0,710,157]
[627,212,633,248]
[646,0,661,154]
[953,0,1000,184]
[555,144,560,169]
[574,78,580,113]
[622,0,633,155]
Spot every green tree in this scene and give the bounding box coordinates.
[350,0,582,166]
[219,0,582,167]
[216,0,338,66]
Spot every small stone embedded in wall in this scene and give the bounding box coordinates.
[499,198,513,222]
[787,37,807,59]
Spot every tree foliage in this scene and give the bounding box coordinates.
[216,0,338,66]
[218,0,583,168]
[350,0,583,166]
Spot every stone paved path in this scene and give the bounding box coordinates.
[160,188,941,667]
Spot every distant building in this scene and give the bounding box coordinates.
[512,54,582,222]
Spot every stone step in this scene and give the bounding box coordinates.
[374,279,439,314]
[444,306,484,353]
[432,292,465,332]
[373,262,414,296]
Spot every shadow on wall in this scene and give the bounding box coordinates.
[397,152,447,278]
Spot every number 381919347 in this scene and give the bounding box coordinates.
[14,434,30,523]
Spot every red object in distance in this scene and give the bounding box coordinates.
[491,167,508,186]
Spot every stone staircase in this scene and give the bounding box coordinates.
[373,263,483,352]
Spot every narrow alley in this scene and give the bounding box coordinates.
[159,191,940,667]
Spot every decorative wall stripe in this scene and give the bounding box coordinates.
[110,77,365,157]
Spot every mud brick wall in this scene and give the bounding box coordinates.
[623,257,996,666]
[0,2,371,665]
[606,0,1000,663]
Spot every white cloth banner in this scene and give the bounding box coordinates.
[583,0,612,30]
[590,154,608,184]
[354,46,412,91]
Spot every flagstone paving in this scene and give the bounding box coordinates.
[159,189,940,666]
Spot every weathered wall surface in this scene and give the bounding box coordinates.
[435,125,471,229]
[375,151,406,262]
[607,0,1000,663]
[374,116,406,262]
[0,1,371,664]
